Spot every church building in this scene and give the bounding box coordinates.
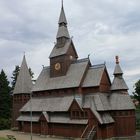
[12,3,136,140]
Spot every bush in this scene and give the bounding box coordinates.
[0,118,11,130]
[136,106,140,130]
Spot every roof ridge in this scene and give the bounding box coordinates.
[90,63,105,69]
[73,58,89,64]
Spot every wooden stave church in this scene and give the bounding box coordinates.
[12,3,136,140]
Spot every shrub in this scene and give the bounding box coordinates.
[0,118,11,130]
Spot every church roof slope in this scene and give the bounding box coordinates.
[109,93,135,110]
[56,26,70,39]
[32,59,89,91]
[50,115,88,124]
[58,4,67,24]
[13,55,33,94]
[111,77,128,91]
[114,64,123,75]
[20,96,74,112]
[111,56,128,91]
[93,93,111,111]
[50,38,72,58]
[17,114,40,122]
[82,64,105,87]
[83,94,113,124]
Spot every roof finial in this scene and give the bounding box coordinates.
[62,0,63,8]
[23,51,26,56]
[115,56,119,64]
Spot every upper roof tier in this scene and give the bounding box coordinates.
[111,56,128,91]
[56,3,70,39]
[58,4,67,24]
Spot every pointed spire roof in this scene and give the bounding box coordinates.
[113,56,123,75]
[58,1,67,24]
[13,55,33,94]
[56,1,70,39]
[111,56,128,91]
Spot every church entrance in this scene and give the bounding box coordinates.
[40,121,48,135]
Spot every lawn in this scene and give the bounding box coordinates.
[0,137,7,140]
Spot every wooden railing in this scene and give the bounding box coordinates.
[81,125,96,140]
[81,124,89,138]
[85,126,96,140]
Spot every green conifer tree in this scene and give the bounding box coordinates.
[0,70,11,119]
[11,65,20,90]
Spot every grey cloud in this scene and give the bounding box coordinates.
[0,0,140,94]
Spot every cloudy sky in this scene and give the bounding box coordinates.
[0,0,140,94]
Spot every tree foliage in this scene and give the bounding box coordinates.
[133,79,140,102]
[11,65,20,90]
[0,69,11,119]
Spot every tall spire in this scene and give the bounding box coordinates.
[13,55,33,94]
[111,56,128,91]
[58,0,67,24]
[56,1,70,39]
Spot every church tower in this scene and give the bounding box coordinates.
[49,2,78,77]
[12,55,33,128]
[111,56,128,93]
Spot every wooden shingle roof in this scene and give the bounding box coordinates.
[13,55,33,94]
[49,38,72,58]
[82,64,105,87]
[20,96,74,112]
[109,93,135,110]
[32,59,89,91]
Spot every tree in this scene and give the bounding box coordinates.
[0,69,11,119]
[11,66,34,90]
[11,65,20,90]
[29,67,34,78]
[133,80,140,102]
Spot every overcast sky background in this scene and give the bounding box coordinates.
[0,0,140,94]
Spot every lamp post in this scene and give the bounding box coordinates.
[30,92,32,140]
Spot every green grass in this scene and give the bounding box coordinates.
[0,137,8,140]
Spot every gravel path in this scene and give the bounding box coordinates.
[1,130,139,140]
[0,130,71,140]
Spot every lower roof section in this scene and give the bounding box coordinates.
[17,114,88,125]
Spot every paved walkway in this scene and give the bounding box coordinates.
[0,130,72,140]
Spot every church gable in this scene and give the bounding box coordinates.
[100,67,111,92]
[66,40,78,59]
[69,99,82,112]
[39,112,49,122]
[82,64,105,88]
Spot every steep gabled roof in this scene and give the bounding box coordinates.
[13,55,33,94]
[58,2,67,24]
[113,64,123,75]
[56,26,70,39]
[83,94,114,124]
[111,77,128,91]
[56,2,70,39]
[82,64,105,87]
[32,59,89,91]
[49,38,77,58]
